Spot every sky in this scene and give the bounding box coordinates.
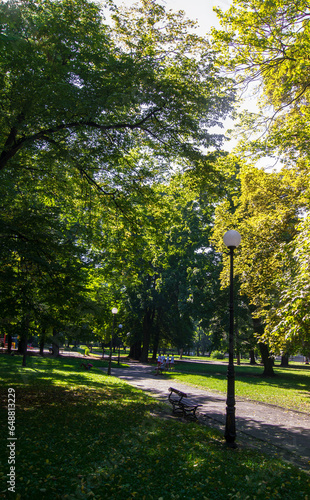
[161,0,261,154]
[162,0,231,32]
[113,0,231,33]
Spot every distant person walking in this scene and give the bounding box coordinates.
[166,355,170,369]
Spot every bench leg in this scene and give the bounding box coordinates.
[171,404,183,416]
[182,407,199,420]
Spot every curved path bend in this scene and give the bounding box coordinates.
[109,360,310,472]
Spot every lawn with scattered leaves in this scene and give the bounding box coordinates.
[0,354,309,499]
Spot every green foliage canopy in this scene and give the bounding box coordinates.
[211,162,308,354]
[0,0,241,358]
[1,0,235,187]
[212,0,310,169]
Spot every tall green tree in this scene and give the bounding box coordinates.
[118,168,237,362]
[1,0,235,190]
[0,173,95,363]
[211,162,305,373]
[263,215,310,358]
[1,0,239,364]
[210,0,310,366]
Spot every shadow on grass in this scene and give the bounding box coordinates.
[0,353,129,393]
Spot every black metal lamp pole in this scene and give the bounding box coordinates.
[117,324,123,366]
[223,230,241,447]
[108,307,118,376]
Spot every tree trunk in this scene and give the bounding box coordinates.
[17,337,28,365]
[17,338,25,355]
[19,314,30,366]
[22,320,29,367]
[179,348,183,359]
[22,338,28,367]
[39,329,46,356]
[259,343,275,377]
[52,342,60,356]
[140,308,155,363]
[129,340,142,360]
[39,338,45,356]
[249,349,256,365]
[280,353,289,367]
[236,350,240,365]
[7,334,12,354]
[152,336,159,362]
[51,329,60,357]
[252,316,274,375]
[152,310,162,362]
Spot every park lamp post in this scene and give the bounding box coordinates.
[223,229,241,447]
[107,307,118,376]
[117,324,123,366]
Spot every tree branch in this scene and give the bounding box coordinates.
[0,107,163,171]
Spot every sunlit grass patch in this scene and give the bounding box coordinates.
[167,361,310,412]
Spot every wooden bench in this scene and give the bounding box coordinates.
[168,387,202,420]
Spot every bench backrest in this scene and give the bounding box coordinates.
[169,387,187,398]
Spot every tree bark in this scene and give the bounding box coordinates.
[22,338,28,367]
[39,339,45,356]
[280,353,289,367]
[236,351,240,365]
[17,338,25,354]
[252,316,274,375]
[129,340,142,360]
[52,343,60,356]
[140,307,155,363]
[7,334,12,354]
[249,349,257,365]
[20,314,30,366]
[39,329,46,356]
[259,343,275,377]
[152,331,160,362]
[51,329,60,357]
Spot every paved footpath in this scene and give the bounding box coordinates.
[109,360,310,473]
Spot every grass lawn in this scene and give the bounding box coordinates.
[163,360,310,413]
[0,354,309,500]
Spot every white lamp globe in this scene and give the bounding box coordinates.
[223,230,241,249]
[112,307,118,314]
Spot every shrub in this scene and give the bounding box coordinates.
[211,350,225,360]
